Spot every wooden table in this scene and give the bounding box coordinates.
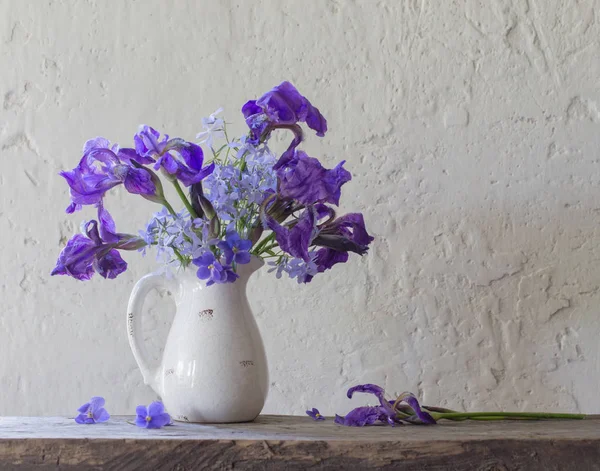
[0,415,599,470]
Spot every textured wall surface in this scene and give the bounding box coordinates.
[1,0,600,416]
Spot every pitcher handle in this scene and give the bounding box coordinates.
[127,272,177,397]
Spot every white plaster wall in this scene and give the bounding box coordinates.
[1,0,599,417]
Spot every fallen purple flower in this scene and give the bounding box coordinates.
[135,401,171,429]
[334,406,388,427]
[75,396,110,424]
[347,383,397,425]
[306,408,325,421]
[396,392,436,425]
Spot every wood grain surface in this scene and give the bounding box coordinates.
[0,415,599,470]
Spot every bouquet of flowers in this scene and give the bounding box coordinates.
[51,82,374,285]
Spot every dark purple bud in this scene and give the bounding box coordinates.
[189,182,205,219]
[312,234,369,255]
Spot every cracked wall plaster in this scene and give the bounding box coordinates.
[0,0,599,416]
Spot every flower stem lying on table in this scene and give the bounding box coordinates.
[428,411,586,421]
[308,383,591,427]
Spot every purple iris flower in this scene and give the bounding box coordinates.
[262,206,316,262]
[242,81,327,148]
[51,205,145,280]
[301,248,349,283]
[75,396,110,424]
[334,406,389,427]
[306,408,325,421]
[192,252,238,286]
[61,137,158,213]
[135,125,215,186]
[135,401,171,429]
[313,212,374,256]
[342,384,436,426]
[276,150,351,206]
[217,232,252,265]
[347,384,398,425]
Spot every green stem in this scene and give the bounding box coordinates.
[432,411,586,421]
[252,232,276,254]
[172,247,187,266]
[172,180,198,219]
[258,243,279,254]
[162,199,177,217]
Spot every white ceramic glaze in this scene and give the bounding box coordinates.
[126,257,268,423]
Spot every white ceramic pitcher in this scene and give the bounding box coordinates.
[126,256,268,423]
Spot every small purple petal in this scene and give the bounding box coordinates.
[74,414,86,424]
[89,396,105,410]
[94,408,110,423]
[147,401,165,417]
[148,413,171,429]
[234,251,251,264]
[94,249,127,279]
[135,415,148,427]
[97,203,119,244]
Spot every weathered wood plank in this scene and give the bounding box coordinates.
[0,416,598,470]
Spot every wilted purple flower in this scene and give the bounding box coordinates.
[51,205,145,280]
[218,232,252,265]
[342,384,436,426]
[242,82,326,168]
[276,150,351,206]
[347,384,398,425]
[306,408,325,421]
[313,212,374,256]
[262,206,316,262]
[396,392,436,425]
[192,252,238,286]
[242,81,327,146]
[334,406,388,427]
[135,125,215,186]
[301,248,349,283]
[75,396,110,424]
[61,137,160,213]
[135,401,171,429]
